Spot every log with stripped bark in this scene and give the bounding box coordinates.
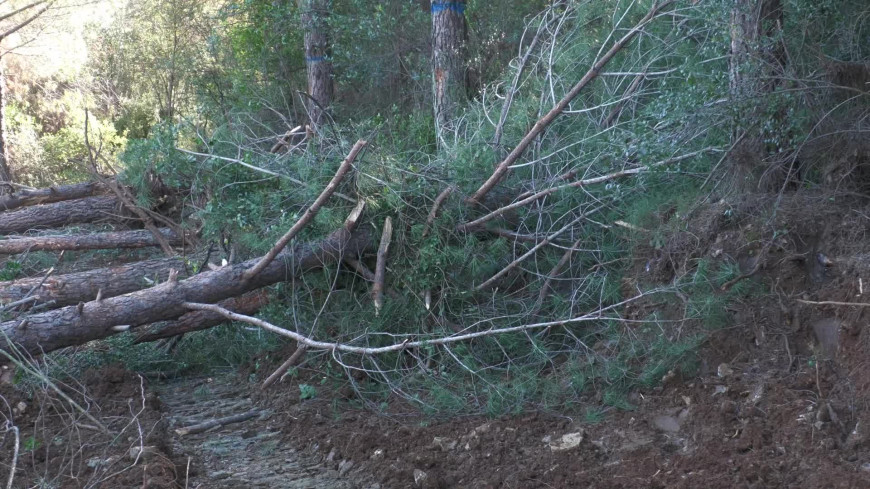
[0,182,107,212]
[0,196,121,234]
[0,228,181,255]
[0,256,190,308]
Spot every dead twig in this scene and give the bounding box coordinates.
[183,289,658,355]
[468,0,675,204]
[476,206,603,291]
[261,345,308,390]
[797,299,870,307]
[174,409,261,436]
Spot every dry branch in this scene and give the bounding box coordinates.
[475,209,599,291]
[243,140,366,281]
[0,257,190,308]
[372,217,393,316]
[174,409,261,436]
[183,290,654,356]
[0,228,180,255]
[422,186,454,239]
[468,1,674,204]
[533,237,583,315]
[0,196,120,234]
[0,217,371,356]
[459,148,713,232]
[133,290,270,344]
[0,181,107,212]
[797,299,870,307]
[261,345,308,390]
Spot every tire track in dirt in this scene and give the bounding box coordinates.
[158,375,366,488]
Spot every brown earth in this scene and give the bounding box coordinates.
[4,190,870,488]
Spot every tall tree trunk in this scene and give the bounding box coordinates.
[298,0,334,131]
[0,59,12,183]
[431,0,467,148]
[729,0,786,189]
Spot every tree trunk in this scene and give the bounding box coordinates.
[431,0,467,148]
[0,228,181,255]
[298,0,334,131]
[0,60,12,183]
[0,227,371,356]
[133,290,270,344]
[0,181,108,212]
[0,196,121,234]
[0,256,191,308]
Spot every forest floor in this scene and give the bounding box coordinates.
[4,190,870,488]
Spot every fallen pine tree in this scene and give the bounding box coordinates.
[0,224,370,356]
[0,228,181,255]
[0,181,108,212]
[0,196,121,234]
[0,256,192,309]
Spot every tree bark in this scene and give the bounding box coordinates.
[0,227,371,356]
[0,256,190,308]
[0,60,11,183]
[133,290,270,344]
[0,228,180,255]
[431,0,467,148]
[0,196,121,235]
[0,182,108,212]
[298,0,333,131]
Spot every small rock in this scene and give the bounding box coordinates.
[747,383,764,405]
[652,415,681,433]
[846,421,869,450]
[432,436,457,452]
[339,459,354,477]
[370,448,385,460]
[15,401,26,415]
[326,448,337,462]
[860,462,870,473]
[712,385,728,396]
[548,431,585,452]
[413,468,429,487]
[717,363,733,378]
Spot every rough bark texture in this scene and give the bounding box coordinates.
[0,181,108,212]
[0,256,191,308]
[431,0,467,147]
[133,290,270,344]
[0,61,11,183]
[0,228,371,356]
[0,196,121,235]
[298,0,334,130]
[0,228,180,255]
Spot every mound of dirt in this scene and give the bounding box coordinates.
[249,191,870,488]
[0,364,178,488]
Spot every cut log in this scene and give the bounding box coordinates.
[0,196,120,235]
[0,226,371,356]
[0,182,107,212]
[133,290,270,344]
[0,228,181,255]
[0,257,190,308]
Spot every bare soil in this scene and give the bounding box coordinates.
[5,190,870,488]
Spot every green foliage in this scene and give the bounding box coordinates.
[299,384,317,400]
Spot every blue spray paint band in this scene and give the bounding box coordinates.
[306,56,326,63]
[431,2,465,14]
